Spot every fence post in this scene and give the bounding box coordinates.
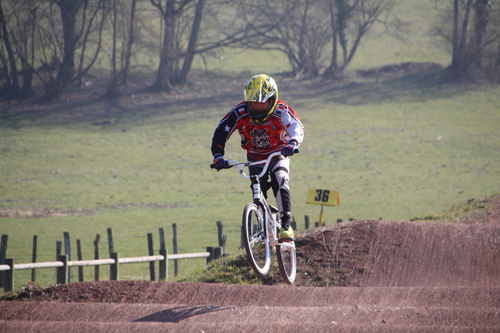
[216,221,226,253]
[214,247,222,260]
[159,228,165,250]
[77,239,84,282]
[172,223,178,277]
[5,258,14,293]
[56,241,62,259]
[56,241,62,281]
[206,247,214,264]
[291,216,297,231]
[57,255,68,284]
[304,215,310,229]
[240,225,244,249]
[107,228,114,257]
[110,252,119,281]
[159,248,167,281]
[147,233,155,281]
[94,234,100,281]
[0,234,8,288]
[63,232,71,283]
[31,235,37,283]
[159,228,167,281]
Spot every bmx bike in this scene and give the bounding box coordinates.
[211,150,297,284]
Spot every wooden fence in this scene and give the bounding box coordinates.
[0,222,227,293]
[0,214,349,293]
[0,248,222,293]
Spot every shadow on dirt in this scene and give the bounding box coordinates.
[133,305,236,323]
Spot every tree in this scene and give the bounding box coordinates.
[149,0,248,90]
[105,0,142,91]
[433,0,500,82]
[38,0,108,97]
[54,0,87,85]
[74,0,108,86]
[118,0,138,86]
[0,0,20,96]
[150,0,195,92]
[177,0,205,85]
[107,0,119,95]
[235,0,400,78]
[0,0,50,98]
[323,0,399,79]
[235,0,330,77]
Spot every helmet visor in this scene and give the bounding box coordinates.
[248,100,270,114]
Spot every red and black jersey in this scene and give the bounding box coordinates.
[211,100,304,160]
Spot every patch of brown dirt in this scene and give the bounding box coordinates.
[1,282,499,332]
[0,206,96,218]
[0,203,199,218]
[292,194,500,287]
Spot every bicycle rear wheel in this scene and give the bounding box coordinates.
[276,241,297,284]
[242,202,271,277]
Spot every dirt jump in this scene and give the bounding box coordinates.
[1,196,500,332]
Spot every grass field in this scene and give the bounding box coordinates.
[1,1,499,292]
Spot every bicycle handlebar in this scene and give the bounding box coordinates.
[210,149,299,179]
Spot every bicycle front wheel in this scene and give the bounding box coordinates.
[276,241,297,284]
[242,202,271,277]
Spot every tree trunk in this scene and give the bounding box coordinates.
[107,0,118,95]
[296,0,310,76]
[451,0,459,70]
[451,0,474,77]
[151,0,176,92]
[495,41,500,82]
[323,1,340,78]
[119,0,137,86]
[0,1,20,95]
[76,0,107,84]
[177,0,205,85]
[56,0,84,85]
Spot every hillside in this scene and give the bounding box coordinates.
[1,195,499,332]
[1,62,499,330]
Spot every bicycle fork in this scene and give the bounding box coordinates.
[251,175,282,247]
[250,175,268,240]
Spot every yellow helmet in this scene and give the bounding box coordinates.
[244,74,278,124]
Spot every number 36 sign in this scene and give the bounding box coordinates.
[306,188,340,207]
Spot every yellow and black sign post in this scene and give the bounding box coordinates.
[305,189,340,226]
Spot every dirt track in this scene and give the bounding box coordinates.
[1,283,499,332]
[1,198,500,332]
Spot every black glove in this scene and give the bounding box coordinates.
[213,154,229,171]
[281,141,297,157]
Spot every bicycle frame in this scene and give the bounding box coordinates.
[227,151,284,246]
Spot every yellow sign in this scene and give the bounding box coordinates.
[306,188,340,207]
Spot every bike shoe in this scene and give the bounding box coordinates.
[280,224,295,241]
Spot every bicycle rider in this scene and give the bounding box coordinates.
[211,74,304,240]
